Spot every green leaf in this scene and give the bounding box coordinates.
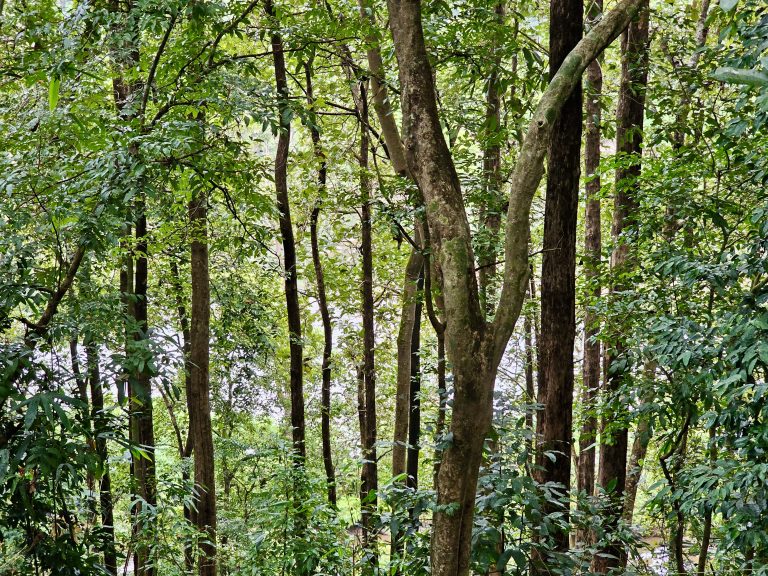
[719,0,738,11]
[711,67,768,87]
[48,76,61,112]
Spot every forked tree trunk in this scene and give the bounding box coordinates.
[386,0,644,574]
[189,187,217,576]
[593,2,650,572]
[534,0,583,560]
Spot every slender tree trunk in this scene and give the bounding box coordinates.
[393,244,423,481]
[359,79,379,575]
[355,0,424,495]
[267,0,306,465]
[623,362,656,523]
[85,337,117,575]
[593,4,650,571]
[169,259,195,571]
[477,1,505,315]
[304,59,337,508]
[524,279,536,464]
[133,195,157,576]
[578,0,603,532]
[189,187,216,576]
[267,6,308,571]
[534,0,583,560]
[697,427,716,576]
[406,268,424,492]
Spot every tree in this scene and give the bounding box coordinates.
[593,2,650,572]
[386,1,646,573]
[534,0,583,559]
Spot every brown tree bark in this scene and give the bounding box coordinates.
[578,0,603,521]
[359,79,380,575]
[304,58,337,508]
[386,2,644,574]
[267,0,306,465]
[593,2,650,572]
[85,336,118,575]
[534,0,583,559]
[189,187,217,576]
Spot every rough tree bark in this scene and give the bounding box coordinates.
[593,2,650,572]
[189,187,216,576]
[304,58,337,508]
[386,1,645,574]
[577,0,603,530]
[534,0,583,559]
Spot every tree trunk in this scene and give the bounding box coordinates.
[393,244,423,481]
[85,337,118,575]
[359,79,379,575]
[386,1,645,573]
[577,0,603,526]
[355,0,424,496]
[623,362,656,523]
[169,259,195,571]
[189,187,216,576]
[534,0,583,559]
[406,268,424,491]
[132,196,157,576]
[477,1,505,315]
[524,276,536,465]
[304,58,337,508]
[593,3,650,572]
[267,0,306,465]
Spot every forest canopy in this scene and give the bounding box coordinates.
[1,0,768,574]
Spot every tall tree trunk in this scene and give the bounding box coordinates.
[169,259,195,572]
[356,0,424,493]
[386,1,644,573]
[267,5,308,570]
[406,269,424,491]
[534,0,583,560]
[593,2,650,572]
[133,195,157,576]
[304,59,337,508]
[578,0,603,529]
[189,187,216,576]
[359,79,379,575]
[477,1,505,315]
[267,0,306,465]
[85,336,117,575]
